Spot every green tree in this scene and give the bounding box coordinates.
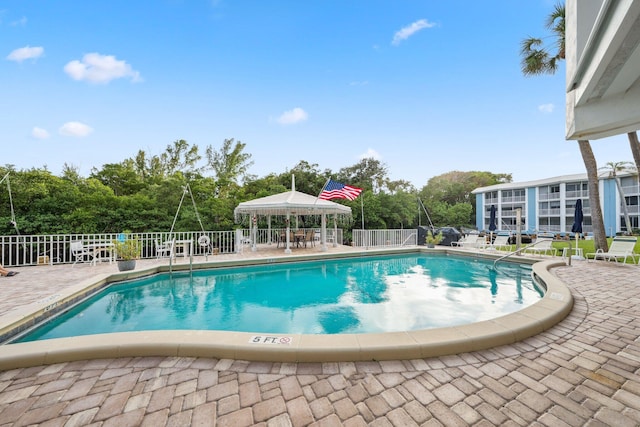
[90,160,144,196]
[520,3,565,76]
[206,138,254,197]
[276,161,328,195]
[336,158,388,193]
[420,171,510,227]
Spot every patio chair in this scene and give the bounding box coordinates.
[586,236,638,263]
[453,234,486,249]
[155,239,174,259]
[304,230,315,248]
[523,237,557,257]
[451,234,472,247]
[71,241,95,266]
[487,234,511,251]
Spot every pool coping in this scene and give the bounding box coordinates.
[0,248,573,369]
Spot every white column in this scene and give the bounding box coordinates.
[321,214,327,252]
[285,214,292,254]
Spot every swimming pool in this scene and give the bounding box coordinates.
[15,254,543,342]
[0,249,573,365]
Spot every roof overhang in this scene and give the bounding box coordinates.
[234,190,352,221]
[566,0,640,140]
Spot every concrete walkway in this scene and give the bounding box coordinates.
[0,251,639,426]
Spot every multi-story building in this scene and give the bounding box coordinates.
[472,172,639,237]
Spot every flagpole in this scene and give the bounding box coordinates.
[361,193,366,249]
[361,194,364,230]
[316,178,331,201]
[315,178,331,204]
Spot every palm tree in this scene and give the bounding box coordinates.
[521,3,608,250]
[600,161,636,234]
[578,141,609,250]
[520,3,565,76]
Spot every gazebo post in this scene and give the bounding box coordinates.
[249,216,258,252]
[333,214,338,247]
[267,216,272,245]
[285,214,292,254]
[251,214,257,252]
[321,214,328,252]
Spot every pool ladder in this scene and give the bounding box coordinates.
[167,240,194,277]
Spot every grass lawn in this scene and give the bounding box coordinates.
[498,238,640,264]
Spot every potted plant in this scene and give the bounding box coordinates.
[113,236,141,271]
[425,230,443,248]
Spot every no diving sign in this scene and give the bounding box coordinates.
[249,336,293,345]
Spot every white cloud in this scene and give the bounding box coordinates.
[359,148,382,160]
[59,121,93,137]
[392,19,436,46]
[31,127,50,139]
[10,16,27,26]
[7,46,44,62]
[64,53,142,84]
[538,103,555,113]
[276,107,308,125]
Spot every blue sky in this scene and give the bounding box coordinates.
[1,1,633,188]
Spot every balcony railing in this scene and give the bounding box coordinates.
[500,211,527,218]
[538,209,561,216]
[538,193,561,201]
[565,190,589,198]
[501,196,526,203]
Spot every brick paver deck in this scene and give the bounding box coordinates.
[0,251,639,426]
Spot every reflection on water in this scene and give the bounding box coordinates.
[17,255,543,342]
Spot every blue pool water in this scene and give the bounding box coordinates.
[16,254,543,342]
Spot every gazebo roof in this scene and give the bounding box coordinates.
[234,189,352,220]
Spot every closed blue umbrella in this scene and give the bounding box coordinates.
[488,205,497,245]
[489,205,497,231]
[571,199,583,256]
[571,199,583,234]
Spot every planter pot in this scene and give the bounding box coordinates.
[117,260,136,272]
[426,244,435,248]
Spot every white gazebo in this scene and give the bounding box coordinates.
[234,176,352,253]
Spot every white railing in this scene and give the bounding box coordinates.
[0,228,345,267]
[352,229,417,248]
[538,193,561,201]
[501,196,527,203]
[0,231,233,267]
[237,228,343,249]
[501,211,527,218]
[538,208,561,216]
[566,190,589,198]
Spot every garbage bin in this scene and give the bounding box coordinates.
[435,227,462,246]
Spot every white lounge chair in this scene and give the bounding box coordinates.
[451,234,473,247]
[586,236,638,263]
[488,234,511,251]
[453,234,486,249]
[524,237,557,257]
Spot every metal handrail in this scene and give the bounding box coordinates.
[492,240,545,269]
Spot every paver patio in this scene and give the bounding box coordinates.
[0,248,639,426]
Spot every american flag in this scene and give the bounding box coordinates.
[318,179,363,201]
